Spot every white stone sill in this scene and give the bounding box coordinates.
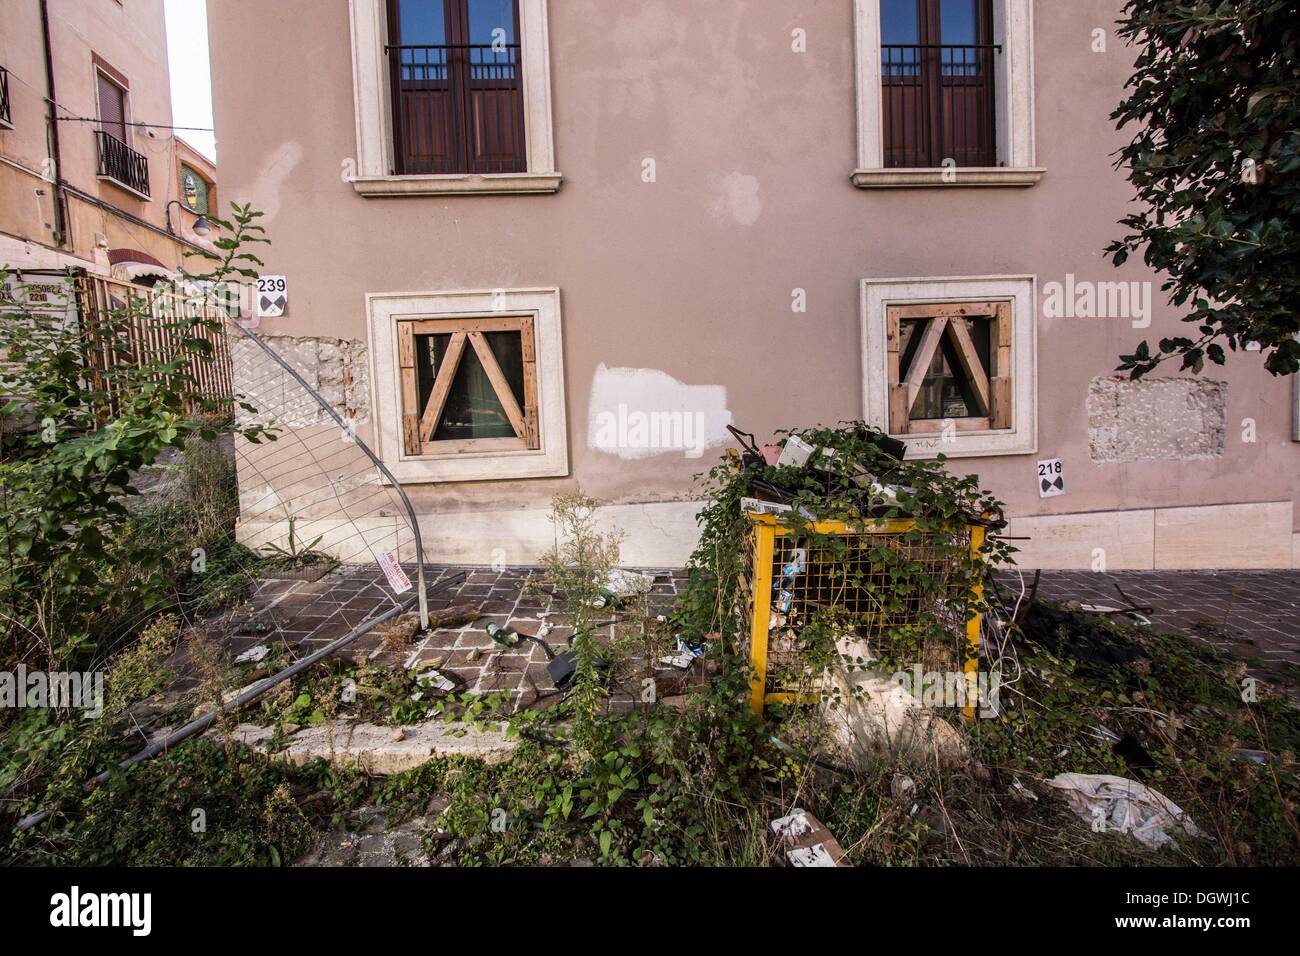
[350,172,563,197]
[851,167,1045,189]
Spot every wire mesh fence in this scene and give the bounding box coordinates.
[1,268,429,666]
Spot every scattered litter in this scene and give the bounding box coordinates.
[891,774,916,799]
[1045,772,1204,849]
[235,645,270,664]
[1080,604,1152,627]
[1019,604,1152,678]
[777,434,817,469]
[770,808,849,867]
[1010,779,1038,802]
[788,844,837,867]
[415,669,455,693]
[486,623,518,648]
[659,653,694,670]
[1231,749,1269,765]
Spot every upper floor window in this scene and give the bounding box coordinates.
[0,66,12,129]
[349,0,560,195]
[96,68,129,145]
[881,0,996,168]
[180,164,212,214]
[853,0,1042,187]
[387,0,525,175]
[93,58,150,199]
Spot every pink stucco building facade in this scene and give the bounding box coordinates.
[207,0,1300,570]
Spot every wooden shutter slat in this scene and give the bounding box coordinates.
[946,317,990,414]
[97,73,127,144]
[520,317,538,448]
[902,316,948,412]
[990,302,1014,428]
[398,322,420,454]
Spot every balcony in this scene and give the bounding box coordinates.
[386,43,526,176]
[95,129,151,199]
[0,66,11,128]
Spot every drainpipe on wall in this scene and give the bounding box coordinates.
[39,0,67,248]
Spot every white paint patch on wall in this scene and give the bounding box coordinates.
[587,364,733,460]
[249,141,304,222]
[709,172,762,226]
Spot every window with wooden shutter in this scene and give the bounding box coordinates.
[397,315,539,455]
[887,300,1012,434]
[386,0,526,175]
[881,0,996,168]
[96,70,128,144]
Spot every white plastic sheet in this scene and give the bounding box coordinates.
[1046,772,1204,849]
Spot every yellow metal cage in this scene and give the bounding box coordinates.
[746,512,986,717]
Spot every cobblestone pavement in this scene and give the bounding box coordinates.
[219,565,1300,707]
[994,569,1300,691]
[222,564,688,712]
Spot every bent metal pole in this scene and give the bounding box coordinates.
[15,596,416,833]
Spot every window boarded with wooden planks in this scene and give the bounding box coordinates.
[886,300,1012,434]
[397,315,539,455]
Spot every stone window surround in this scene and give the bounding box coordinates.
[851,0,1043,188]
[367,287,568,483]
[347,0,561,197]
[861,275,1038,458]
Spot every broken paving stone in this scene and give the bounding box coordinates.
[415,669,455,693]
[235,644,271,664]
[229,719,518,773]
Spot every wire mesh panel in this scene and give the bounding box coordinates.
[224,322,426,607]
[747,514,984,714]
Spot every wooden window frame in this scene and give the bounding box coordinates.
[879,0,997,169]
[386,0,527,176]
[852,0,1043,188]
[348,0,561,196]
[886,299,1012,434]
[861,275,1036,459]
[397,314,540,456]
[93,59,131,147]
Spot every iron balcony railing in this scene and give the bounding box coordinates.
[95,128,151,197]
[881,43,1000,169]
[0,66,11,127]
[385,43,525,175]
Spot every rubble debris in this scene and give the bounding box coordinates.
[770,808,849,867]
[235,644,270,664]
[426,603,483,630]
[821,637,970,767]
[414,669,455,693]
[1045,772,1205,849]
[227,720,519,774]
[1018,603,1152,678]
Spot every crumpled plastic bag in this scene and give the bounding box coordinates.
[1045,772,1204,849]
